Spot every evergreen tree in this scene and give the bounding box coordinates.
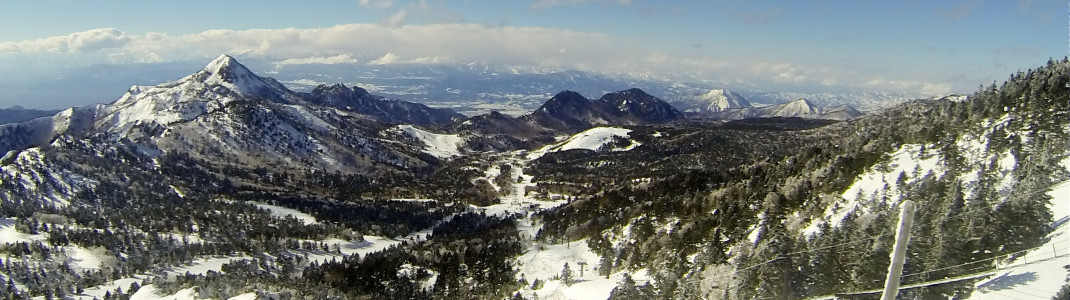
[560,263,574,286]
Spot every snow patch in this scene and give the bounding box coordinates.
[250,201,318,225]
[527,127,636,159]
[130,284,197,300]
[388,124,464,158]
[65,245,104,270]
[966,177,1070,299]
[516,237,651,300]
[0,218,47,243]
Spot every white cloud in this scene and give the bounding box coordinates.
[276,54,358,66]
[0,28,129,53]
[369,52,402,65]
[865,78,951,95]
[359,0,395,9]
[0,25,958,95]
[368,52,453,65]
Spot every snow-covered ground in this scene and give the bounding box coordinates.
[250,201,318,225]
[966,178,1070,299]
[469,150,654,299]
[0,217,47,243]
[515,235,651,300]
[527,127,638,160]
[388,124,464,158]
[75,255,251,300]
[130,285,197,300]
[803,143,945,236]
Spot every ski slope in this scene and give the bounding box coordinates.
[389,124,464,158]
[527,127,638,160]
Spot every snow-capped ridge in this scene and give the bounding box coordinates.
[696,89,751,112]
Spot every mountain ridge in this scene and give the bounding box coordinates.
[675,88,864,120]
[521,88,684,133]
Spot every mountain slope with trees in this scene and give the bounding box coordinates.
[0,56,1065,300]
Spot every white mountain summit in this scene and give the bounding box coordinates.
[672,89,863,121]
[106,54,300,134]
[674,88,751,114]
[696,89,752,112]
[0,55,448,173]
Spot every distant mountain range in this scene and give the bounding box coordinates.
[0,58,924,116]
[0,106,60,124]
[0,55,462,174]
[0,56,688,170]
[672,89,864,120]
[0,56,867,165]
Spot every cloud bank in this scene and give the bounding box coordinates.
[0,24,952,95]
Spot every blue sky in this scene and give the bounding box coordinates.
[0,0,1064,99]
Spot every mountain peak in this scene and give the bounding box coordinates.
[552,90,586,100]
[787,98,816,107]
[201,54,259,85]
[204,54,239,72]
[698,89,751,112]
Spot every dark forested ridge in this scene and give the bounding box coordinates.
[0,58,1065,299]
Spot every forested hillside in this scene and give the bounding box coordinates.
[531,58,1069,299]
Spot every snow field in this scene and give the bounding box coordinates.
[516,237,651,300]
[73,255,251,300]
[389,124,465,158]
[250,201,318,225]
[965,175,1070,299]
[527,127,637,160]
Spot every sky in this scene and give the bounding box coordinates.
[0,0,1065,106]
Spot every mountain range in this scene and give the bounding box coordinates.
[0,55,686,169]
[674,89,864,120]
[0,55,1064,300]
[0,58,924,116]
[0,55,465,175]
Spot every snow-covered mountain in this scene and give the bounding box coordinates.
[307,83,463,126]
[0,55,465,173]
[756,98,863,120]
[671,90,864,120]
[0,55,1063,300]
[673,89,752,114]
[743,90,919,111]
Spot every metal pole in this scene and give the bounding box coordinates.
[881,200,916,300]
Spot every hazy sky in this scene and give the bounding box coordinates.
[0,0,1064,97]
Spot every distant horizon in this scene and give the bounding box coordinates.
[0,54,945,112]
[0,1,1064,109]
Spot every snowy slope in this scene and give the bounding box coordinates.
[802,143,944,235]
[527,127,637,159]
[93,54,296,137]
[467,149,652,300]
[759,98,820,117]
[965,177,1070,299]
[387,124,465,158]
[130,285,197,300]
[251,201,318,225]
[516,237,651,300]
[674,89,752,113]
